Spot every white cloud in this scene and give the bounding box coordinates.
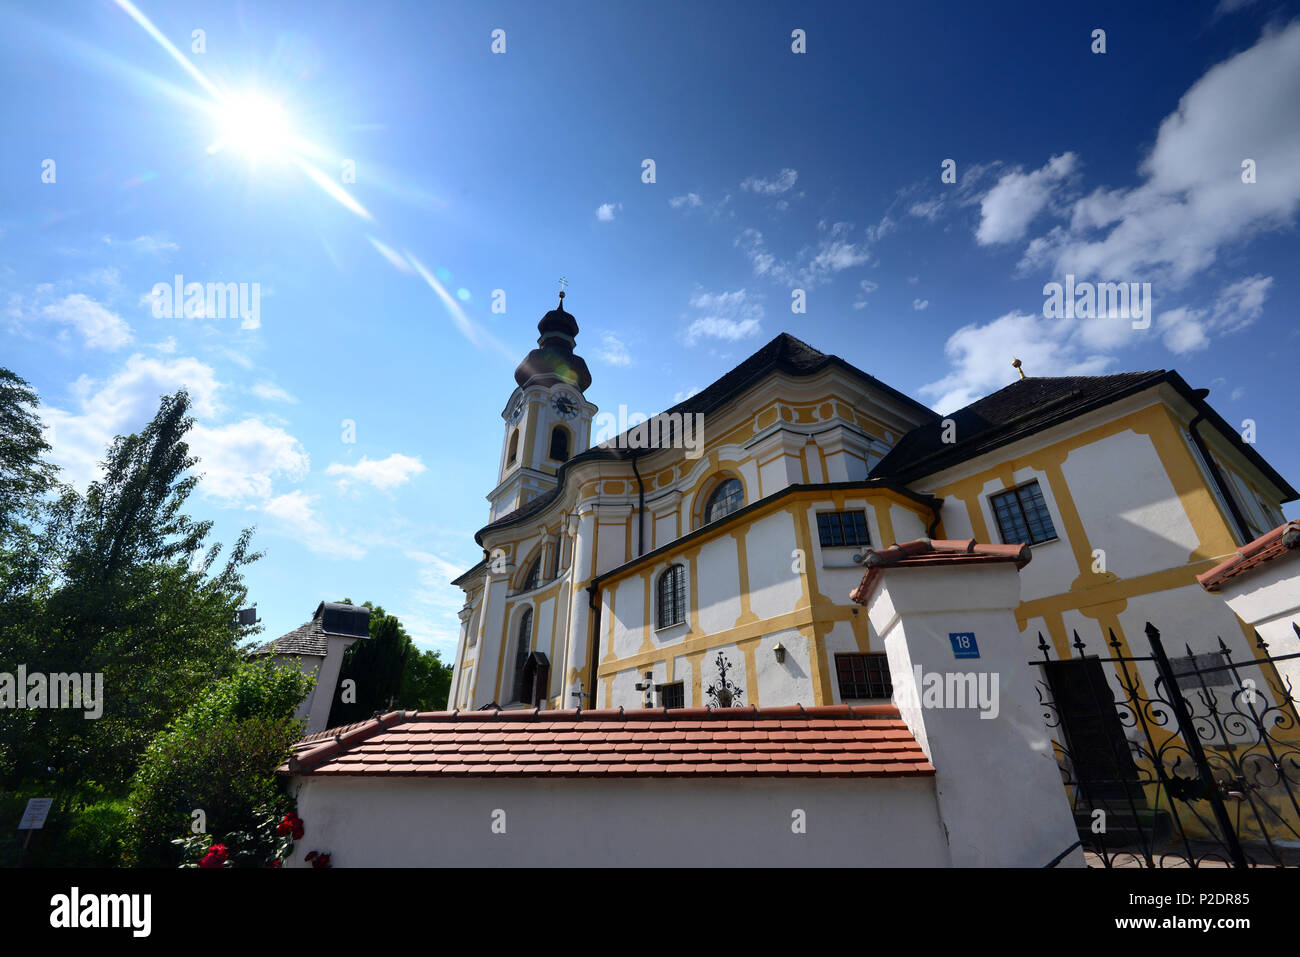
[40,353,312,507]
[909,199,943,221]
[912,298,930,311]
[684,289,764,345]
[325,453,427,491]
[596,202,622,222]
[853,279,880,310]
[1017,24,1300,284]
[741,169,798,195]
[920,311,1116,413]
[103,234,179,256]
[263,490,365,560]
[976,152,1078,245]
[189,418,311,503]
[736,219,891,288]
[40,294,133,350]
[596,332,631,366]
[669,193,703,209]
[673,386,700,402]
[1155,273,1273,354]
[251,381,298,403]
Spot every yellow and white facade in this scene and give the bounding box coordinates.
[448,309,1296,716]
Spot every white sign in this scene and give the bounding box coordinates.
[18,797,53,830]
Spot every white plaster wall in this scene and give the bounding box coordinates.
[611,576,645,659]
[753,628,815,706]
[653,510,676,549]
[594,517,628,576]
[1064,431,1201,579]
[891,504,928,542]
[746,510,803,620]
[287,775,949,867]
[1218,556,1300,699]
[673,653,694,706]
[696,537,741,634]
[939,499,975,540]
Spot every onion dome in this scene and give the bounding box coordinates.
[513,292,592,391]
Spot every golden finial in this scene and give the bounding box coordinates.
[1012,357,1025,380]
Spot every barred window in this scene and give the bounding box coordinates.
[990,480,1058,546]
[705,478,744,524]
[511,609,533,702]
[660,681,685,709]
[522,557,541,592]
[1170,652,1233,690]
[657,564,687,629]
[835,653,892,700]
[817,510,870,547]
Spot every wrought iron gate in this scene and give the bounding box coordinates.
[1032,622,1300,867]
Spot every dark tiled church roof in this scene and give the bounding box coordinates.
[473,333,938,544]
[870,371,1167,482]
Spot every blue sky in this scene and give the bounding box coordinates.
[2,0,1298,657]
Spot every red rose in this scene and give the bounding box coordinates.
[271,860,282,868]
[199,843,230,868]
[312,853,331,868]
[304,850,318,861]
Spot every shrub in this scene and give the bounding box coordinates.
[123,660,312,867]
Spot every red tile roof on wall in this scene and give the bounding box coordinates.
[282,705,935,779]
[849,538,1032,606]
[1197,520,1300,592]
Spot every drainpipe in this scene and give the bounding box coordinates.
[925,499,943,539]
[585,582,601,710]
[630,453,646,557]
[1188,389,1251,546]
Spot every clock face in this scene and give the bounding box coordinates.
[552,394,579,419]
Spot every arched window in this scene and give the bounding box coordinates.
[657,564,687,629]
[507,429,519,464]
[549,532,563,579]
[522,556,541,591]
[705,478,744,524]
[511,608,532,702]
[549,426,570,462]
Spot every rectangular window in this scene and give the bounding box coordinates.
[1170,652,1233,691]
[990,481,1058,546]
[817,510,871,547]
[835,653,892,700]
[659,681,685,709]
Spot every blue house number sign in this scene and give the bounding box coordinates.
[949,632,980,659]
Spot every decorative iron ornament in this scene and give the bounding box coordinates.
[1033,621,1300,868]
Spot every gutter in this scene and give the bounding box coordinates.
[630,453,646,557]
[1188,388,1252,546]
[585,582,601,710]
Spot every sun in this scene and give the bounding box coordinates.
[209,92,296,163]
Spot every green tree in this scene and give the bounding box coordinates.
[398,646,453,711]
[327,602,453,723]
[0,387,262,792]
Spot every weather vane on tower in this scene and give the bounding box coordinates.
[558,276,567,305]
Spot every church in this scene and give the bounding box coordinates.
[446,294,1295,715]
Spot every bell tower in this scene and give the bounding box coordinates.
[488,289,597,522]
